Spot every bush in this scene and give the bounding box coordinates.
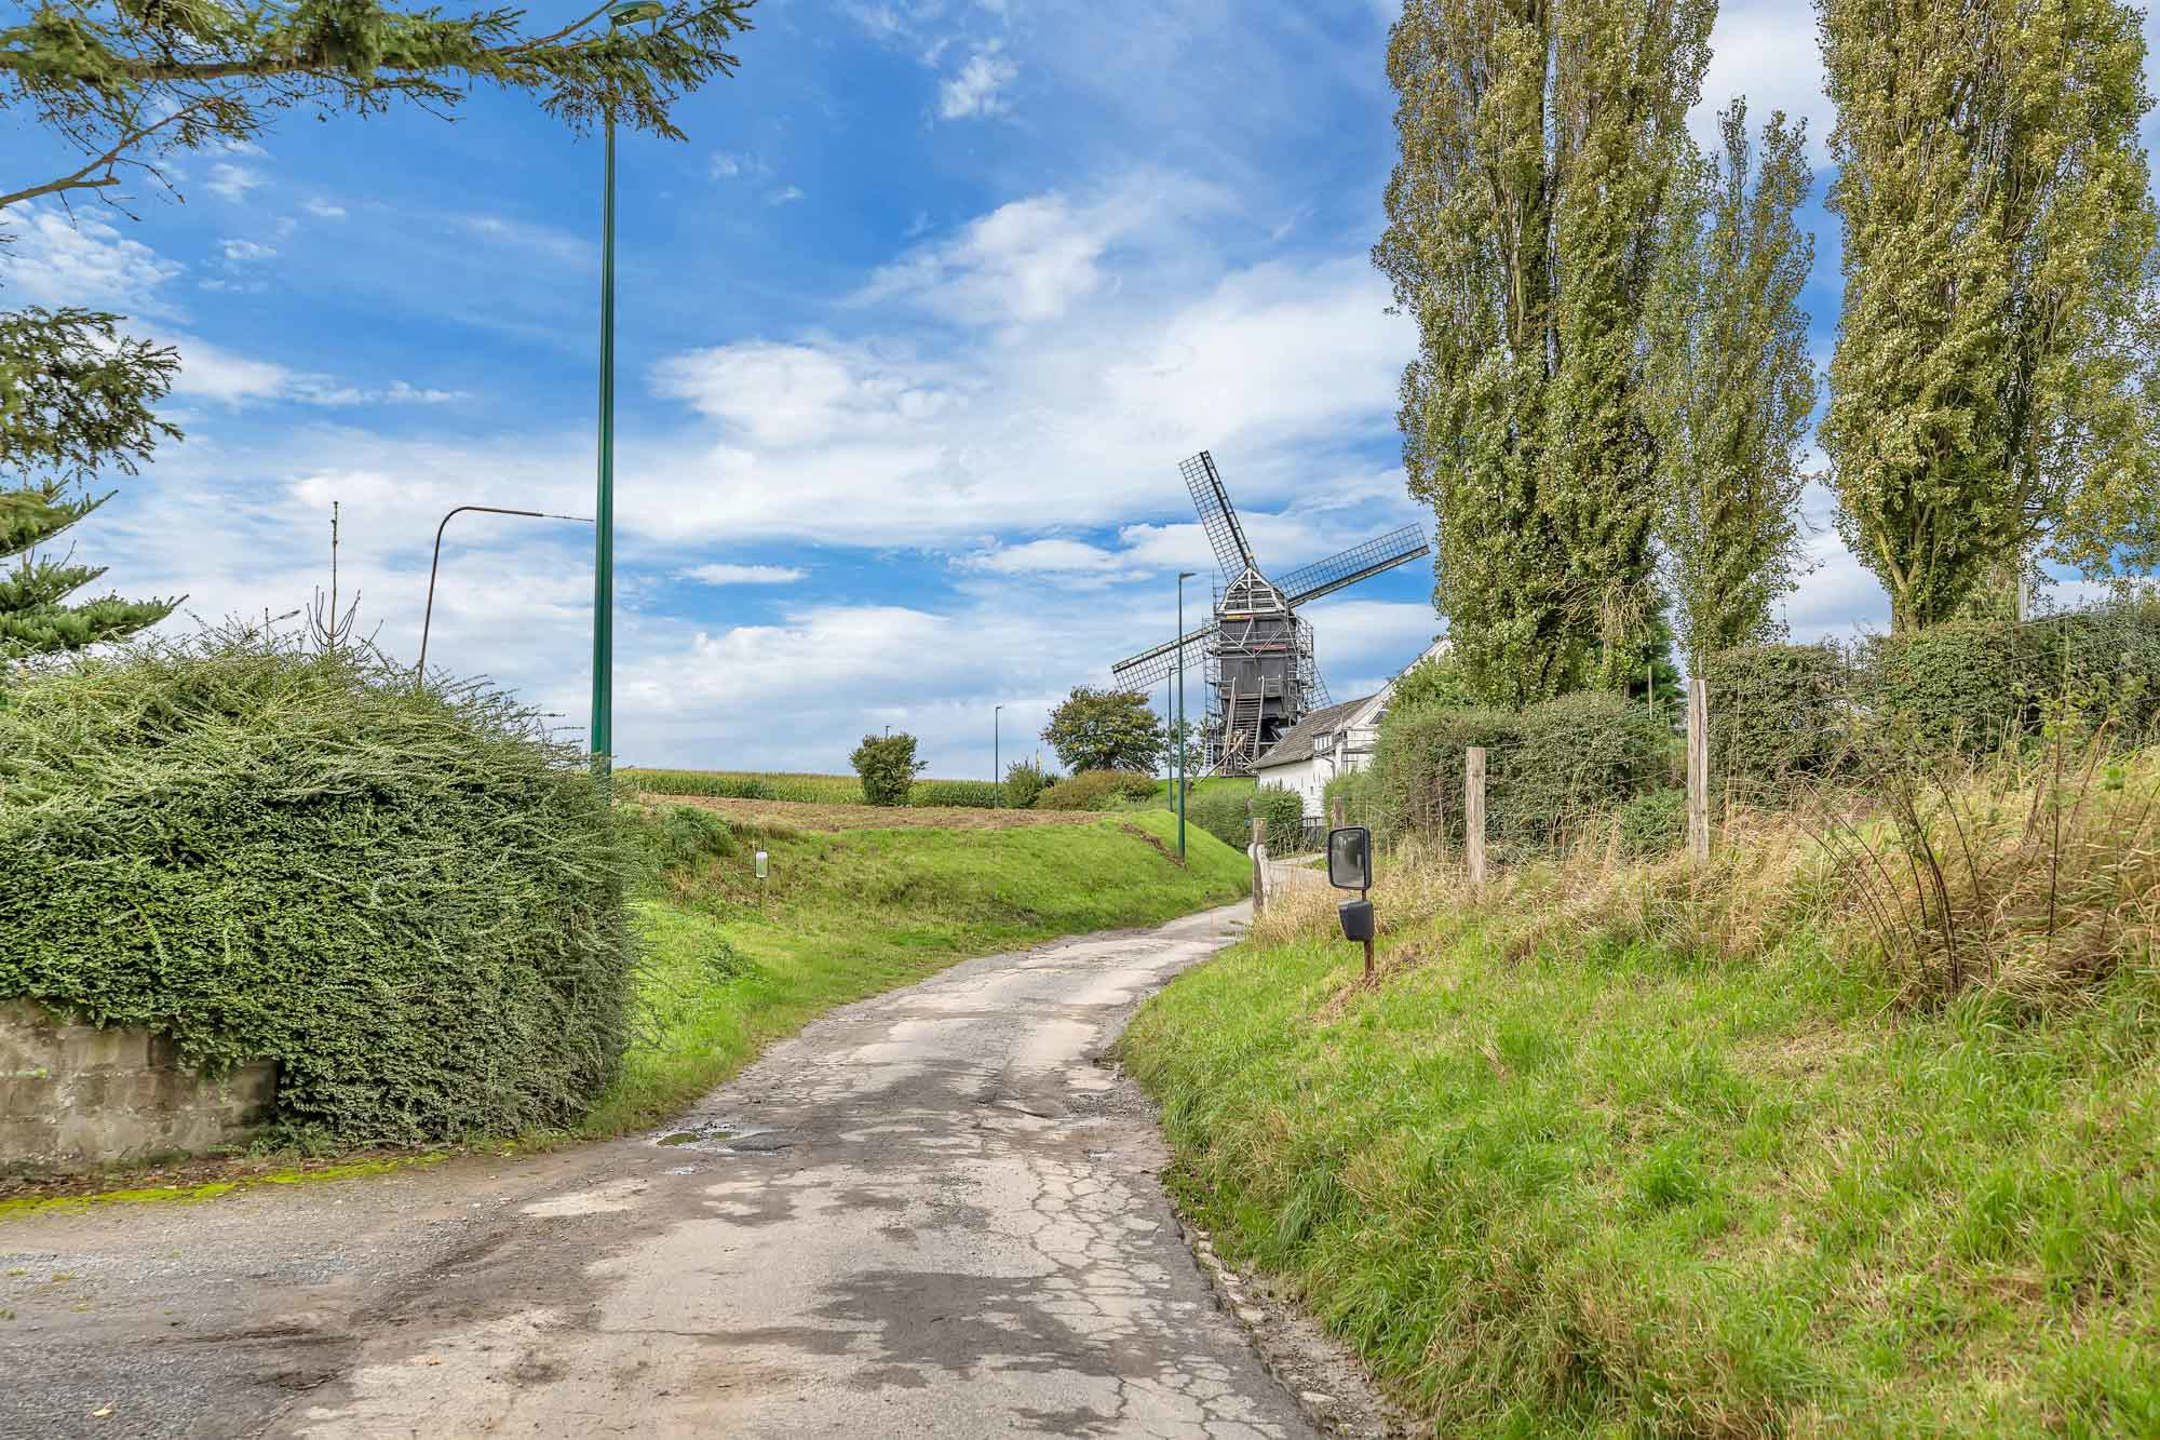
[0,635,634,1146]
[1038,768,1159,810]
[1369,704,1521,845]
[1856,621,2041,755]
[1700,643,1852,795]
[1370,692,1668,852]
[850,732,924,806]
[636,804,736,870]
[909,779,1002,808]
[1321,766,1381,829]
[1252,784,1307,852]
[1186,783,1255,848]
[1612,787,1687,858]
[1002,760,1050,810]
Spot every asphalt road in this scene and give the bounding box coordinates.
[2,904,1327,1440]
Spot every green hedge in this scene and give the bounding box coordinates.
[0,637,635,1147]
[1370,692,1669,852]
[1187,784,1254,849]
[1700,643,1852,794]
[1253,784,1307,852]
[1037,769,1159,810]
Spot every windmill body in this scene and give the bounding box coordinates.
[1111,452,1430,776]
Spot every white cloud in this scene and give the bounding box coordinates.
[2,207,182,313]
[651,340,954,446]
[767,185,807,205]
[683,563,809,585]
[967,538,1129,575]
[1693,1,1833,159]
[939,43,1018,119]
[709,152,744,178]
[205,162,264,202]
[172,339,293,404]
[302,198,348,220]
[220,237,278,265]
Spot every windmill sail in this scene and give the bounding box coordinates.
[1277,526,1431,608]
[1110,621,1217,691]
[1181,451,1256,578]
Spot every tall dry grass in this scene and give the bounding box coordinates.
[1269,735,2160,1008]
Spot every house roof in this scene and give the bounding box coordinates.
[1253,694,1377,770]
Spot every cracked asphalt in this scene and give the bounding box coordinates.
[2,903,1326,1439]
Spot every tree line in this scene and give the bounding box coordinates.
[1377,0,2159,702]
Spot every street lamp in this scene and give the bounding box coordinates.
[416,505,593,686]
[994,704,1004,807]
[1177,570,1197,860]
[591,0,666,780]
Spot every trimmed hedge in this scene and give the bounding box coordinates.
[1037,768,1159,810]
[1187,784,1255,849]
[0,637,635,1147]
[1700,643,1852,794]
[1371,692,1670,852]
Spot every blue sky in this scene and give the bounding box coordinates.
[4,0,2152,775]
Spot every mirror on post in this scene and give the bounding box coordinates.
[1326,826,1372,892]
[1326,826,1376,980]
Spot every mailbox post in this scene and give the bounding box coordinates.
[1326,826,1376,980]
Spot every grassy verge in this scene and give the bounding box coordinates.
[1122,847,2160,1434]
[586,807,1248,1135]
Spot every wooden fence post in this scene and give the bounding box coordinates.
[1465,746,1487,888]
[1687,676,1710,862]
[1250,815,1268,915]
[1330,794,1345,828]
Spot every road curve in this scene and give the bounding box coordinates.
[3,904,1320,1440]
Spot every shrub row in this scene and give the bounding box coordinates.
[1706,598,2160,793]
[1371,691,1672,852]
[0,637,635,1147]
[623,768,1009,809]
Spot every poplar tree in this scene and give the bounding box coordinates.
[1648,102,1816,666]
[1819,0,2158,631]
[1376,0,1713,704]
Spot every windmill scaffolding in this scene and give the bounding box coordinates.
[1110,452,1430,776]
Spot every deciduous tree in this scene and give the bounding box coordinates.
[1376,0,1713,704]
[1648,102,1817,666]
[1042,687,1163,775]
[1819,0,2158,630]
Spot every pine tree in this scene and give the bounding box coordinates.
[1648,102,1817,667]
[1,306,178,662]
[1376,0,1713,704]
[1819,0,2158,631]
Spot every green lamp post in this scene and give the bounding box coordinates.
[1177,570,1196,859]
[591,0,666,779]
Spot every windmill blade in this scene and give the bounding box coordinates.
[1180,452,1256,578]
[1278,525,1431,608]
[1110,621,1217,691]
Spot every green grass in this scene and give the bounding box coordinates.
[584,808,1249,1135]
[1121,912,2160,1434]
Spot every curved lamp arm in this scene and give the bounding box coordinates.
[415,504,593,687]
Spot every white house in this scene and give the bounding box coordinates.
[1251,636,1449,822]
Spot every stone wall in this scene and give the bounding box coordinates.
[0,1000,276,1169]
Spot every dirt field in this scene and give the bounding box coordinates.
[665,794,1111,831]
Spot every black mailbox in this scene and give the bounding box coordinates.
[1338,898,1375,942]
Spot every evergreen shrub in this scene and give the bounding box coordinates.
[1186,785,1255,849]
[0,635,634,1146]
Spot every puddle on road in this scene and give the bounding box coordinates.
[652,1120,794,1155]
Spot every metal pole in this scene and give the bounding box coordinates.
[418,505,592,686]
[1176,570,1201,856]
[591,110,618,779]
[994,704,1003,807]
